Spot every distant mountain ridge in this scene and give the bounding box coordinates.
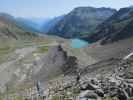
[0,7,117,38]
[42,16,64,33]
[0,13,30,39]
[47,7,116,38]
[0,13,41,34]
[15,18,41,33]
[82,7,133,44]
[0,12,37,48]
[0,12,65,35]
[16,17,54,33]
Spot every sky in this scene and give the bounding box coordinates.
[0,0,133,18]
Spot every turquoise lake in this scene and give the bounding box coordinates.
[70,39,88,48]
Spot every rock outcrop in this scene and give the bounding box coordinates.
[32,45,78,81]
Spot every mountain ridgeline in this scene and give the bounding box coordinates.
[15,18,41,33]
[47,7,116,38]
[82,7,133,44]
[0,13,36,40]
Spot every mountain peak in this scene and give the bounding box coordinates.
[82,6,133,45]
[47,6,116,38]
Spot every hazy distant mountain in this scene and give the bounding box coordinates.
[0,13,64,34]
[15,17,63,33]
[15,18,41,33]
[26,17,51,31]
[41,16,64,33]
[0,13,14,21]
[47,7,116,38]
[0,13,44,35]
[82,7,133,44]
[0,13,36,40]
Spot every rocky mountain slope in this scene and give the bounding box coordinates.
[32,45,78,82]
[37,37,133,100]
[82,7,133,45]
[0,13,36,41]
[47,7,116,38]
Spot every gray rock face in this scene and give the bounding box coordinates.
[33,45,78,81]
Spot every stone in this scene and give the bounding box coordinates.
[95,89,104,97]
[117,89,128,100]
[80,81,98,90]
[79,90,98,100]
